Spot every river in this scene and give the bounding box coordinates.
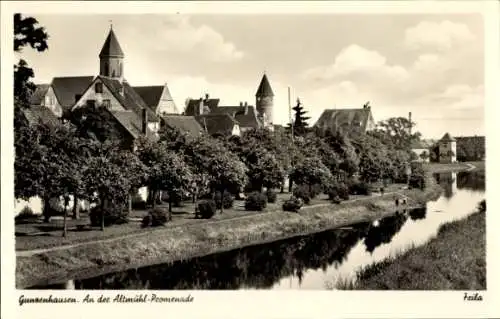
[31,170,485,290]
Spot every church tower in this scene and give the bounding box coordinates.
[99,26,125,79]
[255,73,274,128]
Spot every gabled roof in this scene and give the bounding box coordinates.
[30,84,50,106]
[132,86,164,109]
[185,98,220,115]
[51,76,94,110]
[314,107,373,134]
[99,28,124,58]
[21,105,60,126]
[162,115,204,137]
[98,76,159,122]
[256,74,274,97]
[440,132,456,142]
[133,84,179,114]
[109,110,157,141]
[212,106,242,116]
[234,105,261,128]
[195,113,239,135]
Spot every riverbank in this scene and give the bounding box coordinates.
[344,201,486,290]
[16,175,442,288]
[425,161,484,173]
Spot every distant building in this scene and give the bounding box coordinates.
[313,104,376,135]
[438,133,457,163]
[28,26,179,148]
[195,113,240,136]
[161,115,204,137]
[411,140,432,163]
[183,73,275,133]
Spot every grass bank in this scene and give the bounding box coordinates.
[425,161,485,173]
[16,176,442,288]
[344,202,486,290]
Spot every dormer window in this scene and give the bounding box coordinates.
[95,83,103,94]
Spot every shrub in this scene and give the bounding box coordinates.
[310,184,323,198]
[326,182,350,201]
[282,197,303,212]
[141,208,170,228]
[349,182,372,196]
[266,189,277,203]
[214,191,234,209]
[15,206,37,221]
[293,185,312,204]
[89,206,129,227]
[409,167,426,190]
[244,192,267,211]
[131,193,147,210]
[196,200,216,219]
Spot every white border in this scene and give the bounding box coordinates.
[2,1,499,318]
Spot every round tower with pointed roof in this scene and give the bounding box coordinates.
[255,73,274,128]
[99,25,125,79]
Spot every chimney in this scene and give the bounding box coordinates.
[239,101,243,107]
[142,108,148,135]
[244,102,249,115]
[199,99,204,115]
[205,93,209,100]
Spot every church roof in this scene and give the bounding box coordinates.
[51,76,94,110]
[440,132,456,142]
[314,107,374,134]
[99,28,124,58]
[255,74,274,97]
[30,84,50,106]
[98,76,159,122]
[161,115,204,137]
[195,113,239,135]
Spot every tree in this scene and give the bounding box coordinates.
[371,117,421,151]
[287,98,310,137]
[245,149,284,192]
[289,157,333,193]
[14,13,49,107]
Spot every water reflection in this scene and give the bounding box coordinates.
[32,171,485,290]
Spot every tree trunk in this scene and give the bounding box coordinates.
[128,192,132,215]
[280,183,284,193]
[288,179,293,193]
[220,188,224,214]
[43,196,51,223]
[63,196,69,237]
[168,192,173,213]
[100,200,105,231]
[152,190,157,209]
[72,195,80,220]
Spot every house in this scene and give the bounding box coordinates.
[313,104,376,135]
[411,140,432,163]
[438,132,457,163]
[212,102,262,132]
[133,84,180,116]
[161,115,204,137]
[184,94,220,116]
[195,113,240,136]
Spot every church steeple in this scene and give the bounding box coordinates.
[99,25,124,79]
[255,72,274,128]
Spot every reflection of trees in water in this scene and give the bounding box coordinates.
[363,213,408,253]
[456,171,485,192]
[435,172,456,199]
[75,223,370,290]
[409,207,427,221]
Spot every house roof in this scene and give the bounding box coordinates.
[51,76,94,110]
[21,105,60,126]
[99,28,124,58]
[133,86,163,109]
[98,76,159,122]
[133,84,179,114]
[30,84,50,106]
[212,105,262,129]
[440,132,456,142]
[162,115,204,137]
[185,98,220,115]
[109,110,157,141]
[314,108,373,133]
[256,74,274,97]
[195,113,238,135]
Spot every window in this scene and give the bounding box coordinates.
[102,99,111,108]
[87,99,96,107]
[95,83,103,93]
[104,62,109,76]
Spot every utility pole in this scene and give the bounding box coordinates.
[408,111,412,136]
[288,86,294,143]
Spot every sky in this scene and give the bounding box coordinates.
[17,13,484,139]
